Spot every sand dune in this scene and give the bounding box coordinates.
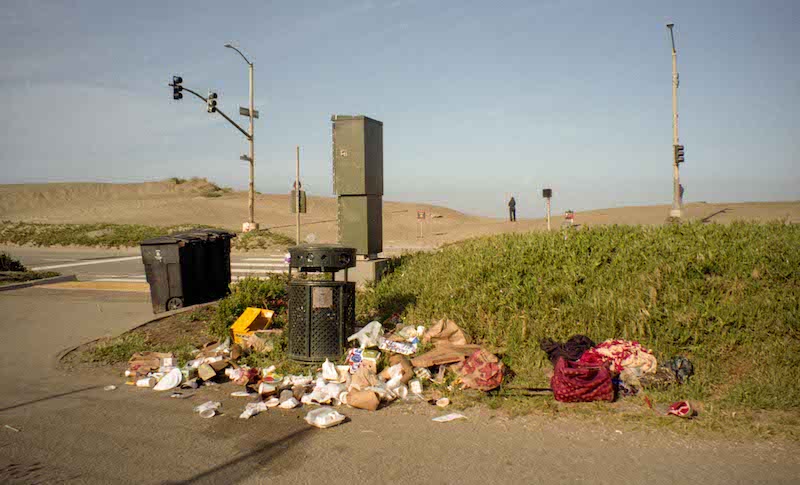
[1,180,797,252]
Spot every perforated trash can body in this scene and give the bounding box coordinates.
[288,280,355,362]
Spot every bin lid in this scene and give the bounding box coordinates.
[140,233,204,246]
[185,228,237,240]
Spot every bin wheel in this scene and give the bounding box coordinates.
[166,297,184,311]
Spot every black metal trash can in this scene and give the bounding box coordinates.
[288,280,356,362]
[140,229,235,313]
[287,244,357,362]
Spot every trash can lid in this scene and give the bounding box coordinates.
[185,228,237,239]
[140,233,205,246]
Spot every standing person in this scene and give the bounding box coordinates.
[508,196,516,222]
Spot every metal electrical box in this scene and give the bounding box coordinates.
[332,115,383,196]
[289,189,307,213]
[337,195,382,256]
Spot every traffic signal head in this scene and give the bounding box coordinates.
[172,76,183,100]
[207,92,218,113]
[673,144,685,164]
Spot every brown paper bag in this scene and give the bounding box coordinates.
[423,319,470,346]
[347,389,380,411]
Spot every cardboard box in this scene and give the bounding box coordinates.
[230,308,274,345]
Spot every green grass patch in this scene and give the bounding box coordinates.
[208,275,288,339]
[0,252,27,271]
[1,221,293,250]
[232,229,294,252]
[0,251,59,285]
[0,221,217,248]
[83,333,198,367]
[358,222,800,412]
[0,271,60,285]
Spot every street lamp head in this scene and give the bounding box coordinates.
[224,43,234,48]
[666,23,674,29]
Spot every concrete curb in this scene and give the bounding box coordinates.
[0,273,78,292]
[55,300,220,367]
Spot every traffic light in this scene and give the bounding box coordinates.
[172,76,183,100]
[673,144,685,164]
[207,92,218,113]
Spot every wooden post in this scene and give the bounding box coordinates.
[295,145,301,245]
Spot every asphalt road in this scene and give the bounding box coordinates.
[2,246,289,283]
[1,284,799,483]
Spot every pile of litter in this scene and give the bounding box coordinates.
[120,311,696,428]
[540,335,696,417]
[120,315,504,428]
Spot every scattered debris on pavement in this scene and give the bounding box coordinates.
[113,310,697,428]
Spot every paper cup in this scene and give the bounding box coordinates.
[199,408,216,419]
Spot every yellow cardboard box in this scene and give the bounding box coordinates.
[230,307,274,345]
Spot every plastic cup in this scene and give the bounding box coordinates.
[199,408,216,419]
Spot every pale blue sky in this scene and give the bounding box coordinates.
[1,0,797,217]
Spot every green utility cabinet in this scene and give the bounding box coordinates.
[337,195,382,256]
[332,115,383,196]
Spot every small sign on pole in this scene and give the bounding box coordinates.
[416,210,426,239]
[239,107,260,119]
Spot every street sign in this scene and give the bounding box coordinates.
[240,155,251,162]
[239,107,259,119]
[417,210,426,220]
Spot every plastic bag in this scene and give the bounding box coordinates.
[322,359,338,381]
[193,401,221,418]
[347,321,383,349]
[279,397,300,409]
[305,407,346,429]
[239,401,268,419]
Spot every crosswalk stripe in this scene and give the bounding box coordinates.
[92,278,148,283]
[31,256,141,271]
[231,269,286,274]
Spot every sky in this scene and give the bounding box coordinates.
[1,0,797,218]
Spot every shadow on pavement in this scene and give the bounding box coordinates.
[166,426,314,485]
[0,385,103,412]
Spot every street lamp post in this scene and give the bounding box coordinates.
[666,24,682,219]
[225,43,258,231]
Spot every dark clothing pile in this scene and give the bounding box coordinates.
[539,335,595,365]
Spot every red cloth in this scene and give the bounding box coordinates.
[577,339,655,375]
[454,349,504,391]
[551,357,614,403]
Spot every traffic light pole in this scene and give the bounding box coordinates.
[170,84,251,139]
[668,23,682,219]
[248,62,255,228]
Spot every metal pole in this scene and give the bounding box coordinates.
[667,24,681,219]
[296,145,301,245]
[248,62,256,226]
[546,197,551,231]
